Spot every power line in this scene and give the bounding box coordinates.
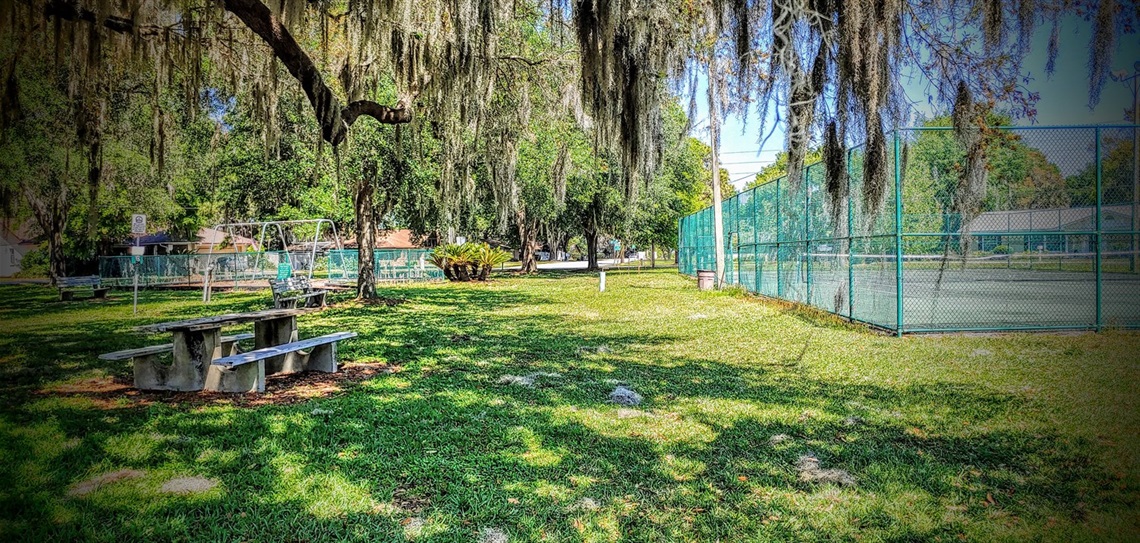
[719,159,778,166]
[717,148,789,155]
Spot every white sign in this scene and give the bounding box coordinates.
[130,214,147,235]
[129,246,145,256]
[456,236,467,244]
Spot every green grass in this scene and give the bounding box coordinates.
[1,269,1138,541]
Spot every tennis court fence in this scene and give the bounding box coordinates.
[678,125,1140,333]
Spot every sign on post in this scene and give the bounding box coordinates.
[130,214,146,315]
[130,214,147,235]
[276,262,293,280]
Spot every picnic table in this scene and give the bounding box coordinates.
[128,307,319,392]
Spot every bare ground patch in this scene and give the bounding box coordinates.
[67,469,146,497]
[36,362,400,409]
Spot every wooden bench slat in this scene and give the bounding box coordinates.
[99,333,254,361]
[212,331,357,367]
[58,275,102,287]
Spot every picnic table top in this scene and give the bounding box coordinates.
[136,307,317,333]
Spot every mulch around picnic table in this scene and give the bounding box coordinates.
[36,362,401,408]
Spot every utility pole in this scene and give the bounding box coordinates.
[1109,61,1140,273]
[708,58,726,287]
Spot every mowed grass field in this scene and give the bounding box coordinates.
[0,268,1138,542]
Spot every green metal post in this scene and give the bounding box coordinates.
[847,148,855,319]
[805,168,812,305]
[1095,127,1103,330]
[894,130,905,336]
[776,176,783,298]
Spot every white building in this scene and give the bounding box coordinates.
[0,225,38,277]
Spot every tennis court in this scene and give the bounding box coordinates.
[679,125,1140,333]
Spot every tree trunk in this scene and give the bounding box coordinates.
[83,123,102,257]
[354,180,377,299]
[20,174,69,284]
[516,212,538,274]
[651,241,656,268]
[48,226,66,283]
[585,229,599,272]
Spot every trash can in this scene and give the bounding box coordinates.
[696,269,715,290]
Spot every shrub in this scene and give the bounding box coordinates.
[430,243,510,281]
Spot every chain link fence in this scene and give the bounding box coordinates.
[100,249,444,287]
[99,251,308,287]
[326,249,444,284]
[679,125,1140,333]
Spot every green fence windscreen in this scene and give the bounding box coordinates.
[678,126,1140,333]
[327,249,444,283]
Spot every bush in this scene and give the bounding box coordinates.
[13,246,48,278]
[430,242,510,281]
[992,244,1010,255]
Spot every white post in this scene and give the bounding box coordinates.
[708,58,726,288]
[599,269,606,292]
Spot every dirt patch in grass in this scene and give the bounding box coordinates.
[478,527,508,543]
[796,454,855,486]
[67,469,146,497]
[35,362,400,409]
[392,483,431,512]
[159,476,217,494]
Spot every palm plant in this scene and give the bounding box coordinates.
[473,244,511,280]
[428,247,455,281]
[429,243,510,281]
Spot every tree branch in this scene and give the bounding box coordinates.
[221,0,411,145]
[42,0,412,145]
[43,0,134,33]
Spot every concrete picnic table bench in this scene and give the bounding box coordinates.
[101,307,355,393]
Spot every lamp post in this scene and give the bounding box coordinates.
[1109,61,1140,273]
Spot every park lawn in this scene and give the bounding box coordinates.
[0,268,1138,542]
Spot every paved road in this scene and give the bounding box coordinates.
[498,258,647,271]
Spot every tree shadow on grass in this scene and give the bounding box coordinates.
[6,350,1134,540]
[1,282,1137,540]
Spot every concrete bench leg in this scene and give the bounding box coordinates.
[133,354,171,390]
[205,361,265,393]
[93,288,109,299]
[59,290,75,302]
[219,337,244,357]
[166,329,220,391]
[304,343,338,373]
[257,316,300,375]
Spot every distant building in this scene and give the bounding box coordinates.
[343,229,426,249]
[964,204,1134,253]
[0,223,38,277]
[114,227,260,255]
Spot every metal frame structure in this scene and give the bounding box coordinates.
[202,219,341,302]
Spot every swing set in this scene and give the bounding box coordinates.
[201,219,341,302]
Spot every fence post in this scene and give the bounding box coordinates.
[776,176,783,298]
[848,148,855,319]
[805,167,812,305]
[1095,127,1103,331]
[894,130,905,336]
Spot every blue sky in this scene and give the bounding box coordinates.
[688,16,1140,190]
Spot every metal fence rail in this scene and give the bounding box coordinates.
[100,249,445,287]
[326,249,445,284]
[99,251,307,287]
[678,125,1140,333]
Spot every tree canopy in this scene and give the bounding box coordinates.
[0,0,1133,290]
